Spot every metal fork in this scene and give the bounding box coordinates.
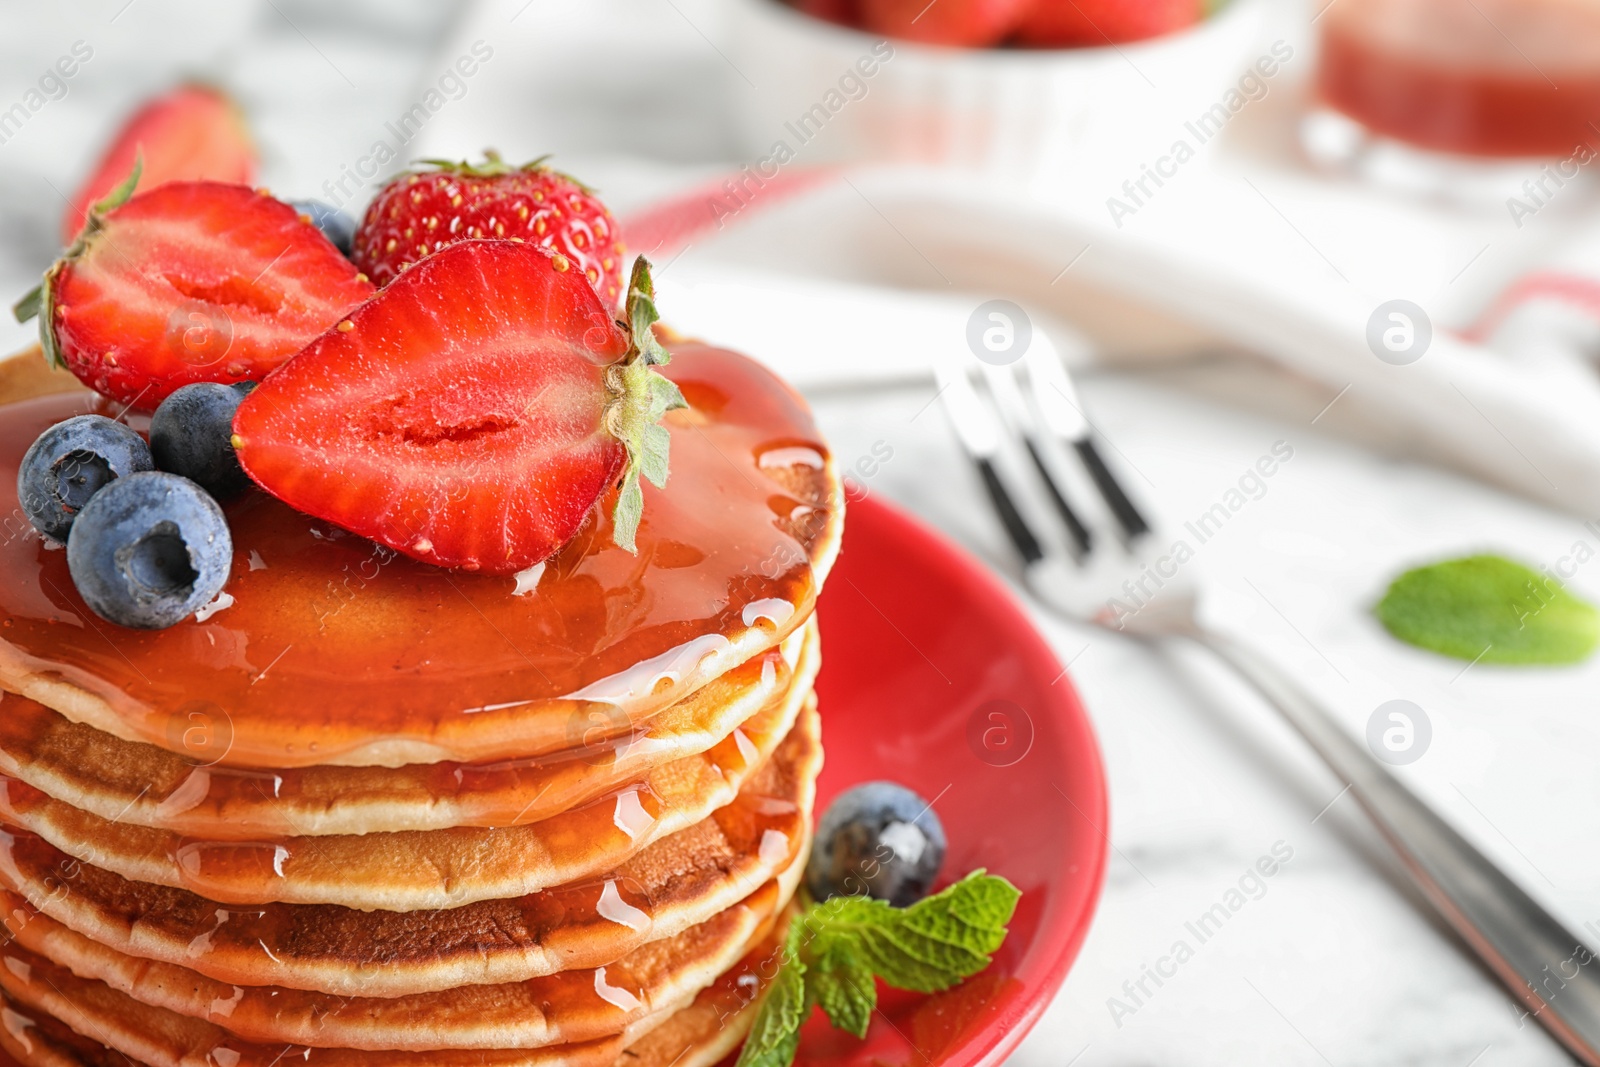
[936,338,1600,1066]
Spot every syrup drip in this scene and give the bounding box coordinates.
[0,1004,33,1056]
[0,346,834,767]
[758,829,791,866]
[592,965,644,1012]
[612,787,657,842]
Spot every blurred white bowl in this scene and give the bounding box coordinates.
[725,0,1268,182]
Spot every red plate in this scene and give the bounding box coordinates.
[0,495,1105,1067]
[789,492,1108,1066]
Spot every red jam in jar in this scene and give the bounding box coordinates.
[1317,0,1600,157]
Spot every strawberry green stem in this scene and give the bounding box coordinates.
[604,257,687,553]
[13,154,143,368]
[407,150,595,194]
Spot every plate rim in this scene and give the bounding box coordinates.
[820,492,1109,1067]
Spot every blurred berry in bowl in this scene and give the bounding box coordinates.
[777,0,1212,48]
[1017,0,1204,46]
[726,0,1266,182]
[855,0,1032,47]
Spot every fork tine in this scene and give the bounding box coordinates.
[1024,337,1152,543]
[1024,437,1094,557]
[1074,437,1150,540]
[979,361,1093,559]
[934,359,1046,565]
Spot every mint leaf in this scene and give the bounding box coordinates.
[809,943,876,1038]
[737,871,1020,1067]
[736,920,808,1067]
[806,871,1021,994]
[1376,554,1600,665]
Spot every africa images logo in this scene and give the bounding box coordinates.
[1105,41,1294,229]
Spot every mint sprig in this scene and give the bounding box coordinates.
[737,871,1021,1065]
[737,920,809,1067]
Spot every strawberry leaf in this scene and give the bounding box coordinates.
[20,154,143,367]
[606,256,688,553]
[24,268,63,369]
[12,285,41,325]
[625,256,673,367]
[613,466,645,555]
[407,151,597,192]
[89,153,143,218]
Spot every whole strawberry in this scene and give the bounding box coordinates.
[64,84,256,246]
[352,153,625,306]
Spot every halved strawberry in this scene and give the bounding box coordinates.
[15,172,374,410]
[64,84,256,245]
[351,153,625,306]
[232,242,686,574]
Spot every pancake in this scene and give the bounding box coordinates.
[0,861,799,1051]
[0,990,140,1066]
[0,952,625,1067]
[616,957,771,1067]
[0,703,821,997]
[0,346,80,405]
[0,911,791,1067]
[0,631,816,911]
[0,345,846,769]
[0,624,810,839]
[622,1006,756,1067]
[0,338,833,1067]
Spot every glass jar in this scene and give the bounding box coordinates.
[1302,0,1600,202]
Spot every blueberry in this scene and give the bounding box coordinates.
[808,782,947,907]
[66,472,233,630]
[289,199,357,258]
[149,382,256,499]
[18,415,154,542]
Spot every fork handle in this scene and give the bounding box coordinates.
[1199,629,1600,1065]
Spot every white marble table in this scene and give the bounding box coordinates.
[1,3,1594,1064]
[811,366,1591,1066]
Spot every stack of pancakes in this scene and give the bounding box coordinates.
[0,343,843,1067]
